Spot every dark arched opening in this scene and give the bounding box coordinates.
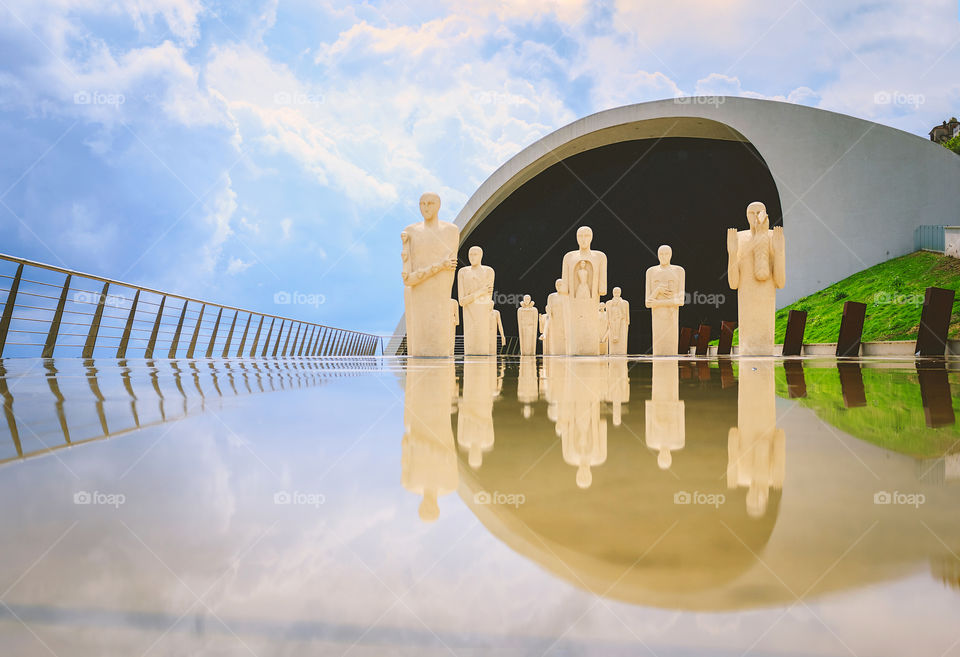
[455,136,783,353]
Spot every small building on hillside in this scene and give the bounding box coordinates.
[930,117,960,142]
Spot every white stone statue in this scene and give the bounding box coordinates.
[645,359,685,470]
[727,201,786,356]
[645,245,685,356]
[544,278,569,355]
[401,193,459,357]
[458,245,496,356]
[517,295,538,356]
[598,302,609,355]
[727,359,785,517]
[490,309,505,354]
[402,361,457,522]
[605,286,630,355]
[457,358,498,469]
[561,227,607,355]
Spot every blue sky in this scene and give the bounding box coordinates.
[1,0,958,335]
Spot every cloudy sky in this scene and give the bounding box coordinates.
[0,0,958,335]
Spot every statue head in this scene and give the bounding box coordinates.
[658,447,672,470]
[419,192,441,221]
[555,278,567,294]
[468,245,483,266]
[746,201,768,231]
[576,463,592,489]
[657,244,672,266]
[599,301,605,310]
[522,294,532,307]
[418,490,439,523]
[612,286,622,298]
[576,226,593,249]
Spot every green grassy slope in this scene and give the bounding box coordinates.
[774,365,960,458]
[718,251,960,345]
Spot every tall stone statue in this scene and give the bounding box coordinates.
[544,279,569,355]
[401,361,457,522]
[727,201,786,356]
[605,287,630,355]
[401,193,459,356]
[561,227,607,355]
[645,245,685,356]
[517,295,538,356]
[646,359,685,470]
[457,246,496,356]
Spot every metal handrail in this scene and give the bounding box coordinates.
[0,253,383,358]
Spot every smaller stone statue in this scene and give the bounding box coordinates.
[544,278,569,355]
[598,302,609,354]
[645,245,685,356]
[517,295,538,356]
[458,246,495,356]
[605,287,630,355]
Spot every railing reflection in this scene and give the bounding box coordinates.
[0,357,378,465]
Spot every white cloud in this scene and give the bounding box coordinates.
[226,256,254,274]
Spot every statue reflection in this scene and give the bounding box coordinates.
[402,360,458,522]
[457,359,499,469]
[646,359,684,470]
[727,359,785,517]
[555,360,608,489]
[605,357,629,427]
[517,356,538,419]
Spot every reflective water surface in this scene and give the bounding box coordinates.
[0,356,958,656]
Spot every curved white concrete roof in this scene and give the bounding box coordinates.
[453,96,960,308]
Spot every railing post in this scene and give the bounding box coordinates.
[81,282,110,358]
[298,325,311,356]
[42,274,72,358]
[169,301,189,358]
[116,289,140,358]
[186,304,206,359]
[315,327,328,356]
[272,320,285,358]
[206,307,223,358]
[247,316,262,358]
[260,318,275,357]
[145,296,166,358]
[237,314,252,358]
[222,310,238,358]
[0,263,24,358]
[283,322,298,357]
[302,326,316,356]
